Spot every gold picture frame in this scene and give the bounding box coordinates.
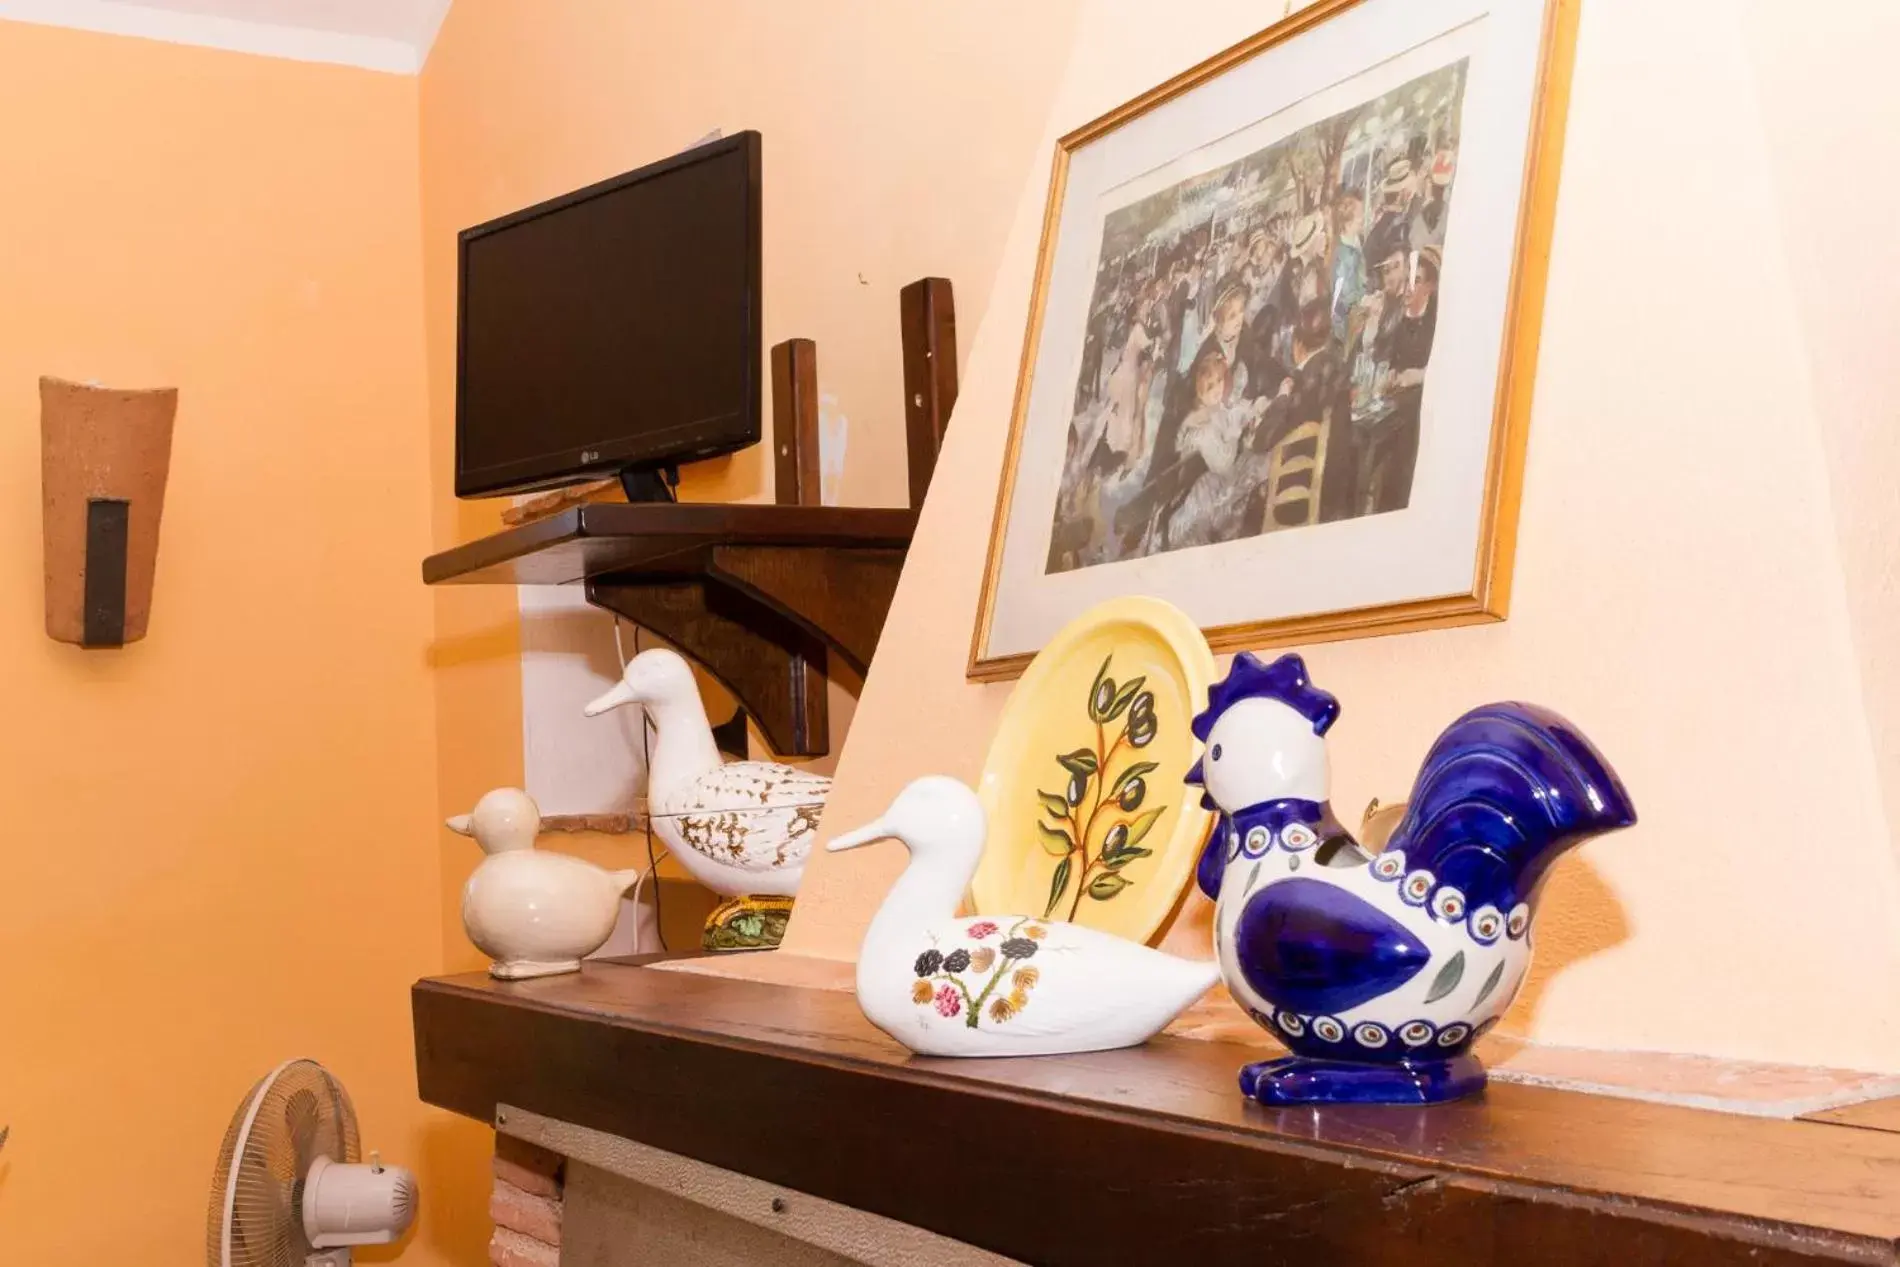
[970,0,1579,681]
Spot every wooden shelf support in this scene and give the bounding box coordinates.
[586,570,829,758]
[771,337,822,508]
[706,544,904,676]
[900,277,957,510]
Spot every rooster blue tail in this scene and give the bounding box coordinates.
[1384,703,1635,913]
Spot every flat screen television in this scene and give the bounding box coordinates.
[455,131,762,497]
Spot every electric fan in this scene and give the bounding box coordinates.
[206,1059,418,1267]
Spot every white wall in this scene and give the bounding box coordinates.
[519,584,645,815]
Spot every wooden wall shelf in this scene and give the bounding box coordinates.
[423,503,916,756]
[413,961,1900,1266]
[425,277,955,758]
[423,502,915,588]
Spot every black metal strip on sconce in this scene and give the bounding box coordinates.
[82,498,129,648]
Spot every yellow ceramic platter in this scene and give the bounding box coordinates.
[970,596,1216,945]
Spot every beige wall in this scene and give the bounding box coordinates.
[0,19,474,1264]
[787,0,1900,1073]
[1738,0,1900,913]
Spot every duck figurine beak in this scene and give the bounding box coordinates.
[445,814,473,836]
[583,678,638,717]
[826,819,891,853]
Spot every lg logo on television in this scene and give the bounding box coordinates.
[581,449,601,463]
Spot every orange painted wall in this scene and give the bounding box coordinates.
[416,0,1081,984]
[0,2,1089,1259]
[4,5,1887,1261]
[0,20,478,1266]
[413,4,1080,1243]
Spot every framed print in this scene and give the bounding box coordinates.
[971,0,1575,679]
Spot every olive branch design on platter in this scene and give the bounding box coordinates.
[1036,654,1163,919]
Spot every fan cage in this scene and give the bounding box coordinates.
[206,1060,360,1267]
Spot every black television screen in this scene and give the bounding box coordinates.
[455,131,762,497]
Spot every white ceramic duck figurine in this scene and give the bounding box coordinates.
[584,648,827,898]
[828,776,1220,1057]
[450,787,644,980]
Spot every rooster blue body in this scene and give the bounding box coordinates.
[1188,653,1636,1105]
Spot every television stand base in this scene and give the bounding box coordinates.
[617,465,678,504]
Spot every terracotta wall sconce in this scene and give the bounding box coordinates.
[40,377,177,648]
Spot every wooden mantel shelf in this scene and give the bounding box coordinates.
[412,961,1900,1265]
[422,502,916,756]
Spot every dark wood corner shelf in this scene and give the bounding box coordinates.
[422,501,917,589]
[425,278,956,758]
[423,502,917,756]
[414,961,1900,1266]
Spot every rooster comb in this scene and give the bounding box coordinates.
[1190,652,1340,743]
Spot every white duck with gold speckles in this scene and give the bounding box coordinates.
[585,648,827,898]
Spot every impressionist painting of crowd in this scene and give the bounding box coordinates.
[1047,60,1469,573]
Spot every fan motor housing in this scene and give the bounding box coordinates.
[303,1154,420,1248]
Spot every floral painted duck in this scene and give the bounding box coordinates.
[830,776,1220,1057]
[1188,652,1636,1105]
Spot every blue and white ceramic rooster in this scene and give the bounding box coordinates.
[1189,652,1636,1106]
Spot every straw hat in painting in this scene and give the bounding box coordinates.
[1290,212,1326,262]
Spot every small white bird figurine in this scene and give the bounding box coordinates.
[828,776,1220,1057]
[584,649,828,899]
[450,788,644,980]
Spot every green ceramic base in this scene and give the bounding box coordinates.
[702,894,794,952]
